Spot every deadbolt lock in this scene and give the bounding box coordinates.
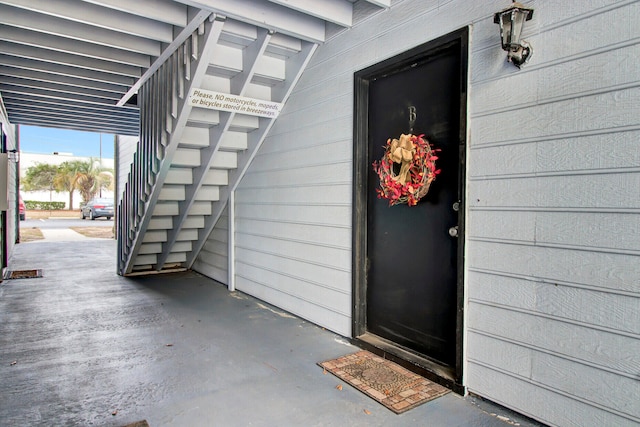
[448,226,459,237]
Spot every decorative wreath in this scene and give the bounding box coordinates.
[372,133,440,206]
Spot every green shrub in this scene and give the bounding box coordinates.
[24,201,66,210]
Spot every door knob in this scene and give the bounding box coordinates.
[448,226,458,237]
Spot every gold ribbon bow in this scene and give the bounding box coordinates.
[388,133,415,185]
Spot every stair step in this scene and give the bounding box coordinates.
[180,127,248,150]
[183,216,205,229]
[142,230,167,243]
[230,115,259,132]
[152,202,179,216]
[188,108,220,126]
[195,185,220,201]
[173,241,192,252]
[159,185,185,201]
[189,202,212,216]
[173,148,200,167]
[211,151,237,169]
[139,243,162,255]
[204,169,228,186]
[148,217,173,230]
[134,254,157,266]
[177,229,198,241]
[166,252,186,263]
[165,168,193,184]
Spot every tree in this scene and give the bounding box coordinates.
[54,160,85,210]
[71,158,113,204]
[21,163,59,201]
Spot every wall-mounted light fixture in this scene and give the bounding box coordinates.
[7,149,19,163]
[494,1,534,68]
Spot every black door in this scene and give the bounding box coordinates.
[354,29,467,381]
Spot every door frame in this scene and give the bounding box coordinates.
[352,27,468,391]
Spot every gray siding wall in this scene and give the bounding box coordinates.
[203,1,639,425]
[194,206,228,285]
[466,1,640,425]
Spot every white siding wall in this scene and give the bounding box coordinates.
[194,206,229,285]
[229,0,639,425]
[116,135,137,205]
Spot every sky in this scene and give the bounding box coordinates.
[19,125,115,159]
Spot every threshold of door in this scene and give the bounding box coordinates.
[355,332,464,395]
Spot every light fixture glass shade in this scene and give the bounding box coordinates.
[494,2,534,68]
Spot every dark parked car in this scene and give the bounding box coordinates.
[18,195,25,221]
[81,198,114,220]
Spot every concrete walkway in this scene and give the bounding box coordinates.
[0,239,542,427]
[38,227,91,241]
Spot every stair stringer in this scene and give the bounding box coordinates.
[118,15,225,275]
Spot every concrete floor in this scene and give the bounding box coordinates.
[0,238,543,427]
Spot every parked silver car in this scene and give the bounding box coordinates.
[81,198,114,220]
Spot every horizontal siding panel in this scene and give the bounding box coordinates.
[241,162,351,188]
[235,233,350,272]
[468,241,638,293]
[235,247,350,296]
[467,332,533,378]
[467,210,536,242]
[235,184,351,206]
[235,275,351,336]
[467,302,640,377]
[470,130,640,179]
[235,218,350,249]
[467,271,640,335]
[193,259,226,285]
[473,87,640,146]
[203,240,227,257]
[197,250,227,271]
[277,93,352,127]
[531,351,640,420]
[469,210,640,252]
[472,20,640,114]
[283,74,351,113]
[248,140,352,173]
[266,115,351,147]
[235,203,350,228]
[467,363,637,427]
[469,173,640,209]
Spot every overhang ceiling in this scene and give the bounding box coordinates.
[0,0,389,136]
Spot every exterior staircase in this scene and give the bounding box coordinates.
[117,14,316,275]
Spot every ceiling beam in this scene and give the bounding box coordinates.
[0,76,124,101]
[8,115,138,135]
[0,4,161,56]
[0,42,142,78]
[176,0,325,42]
[267,0,352,27]
[80,0,188,27]
[2,0,174,43]
[0,56,135,87]
[0,84,125,106]
[363,0,391,7]
[0,66,128,93]
[0,26,151,68]
[7,108,139,133]
[2,94,139,120]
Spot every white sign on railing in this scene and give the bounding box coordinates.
[189,88,283,118]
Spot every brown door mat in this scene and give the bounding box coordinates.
[319,350,450,414]
[4,269,42,279]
